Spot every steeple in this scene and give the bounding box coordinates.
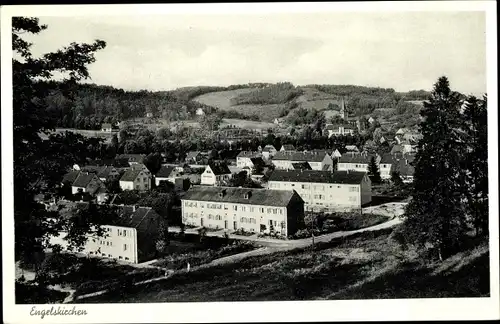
[340,97,346,120]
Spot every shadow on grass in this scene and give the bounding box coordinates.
[333,251,490,299]
[16,282,69,304]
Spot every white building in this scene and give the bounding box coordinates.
[280,144,296,152]
[267,170,372,212]
[119,168,152,191]
[154,165,175,186]
[68,172,105,195]
[261,145,278,160]
[80,165,121,183]
[337,152,380,173]
[236,151,262,168]
[200,163,232,186]
[378,154,394,180]
[181,186,305,236]
[325,124,355,137]
[101,123,113,132]
[196,108,205,116]
[272,151,334,171]
[48,201,161,264]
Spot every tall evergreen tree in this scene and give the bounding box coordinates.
[367,156,381,184]
[397,76,469,260]
[462,95,489,237]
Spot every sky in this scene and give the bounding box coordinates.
[23,11,487,95]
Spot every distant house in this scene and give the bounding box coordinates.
[62,170,81,187]
[71,172,105,195]
[396,128,409,135]
[146,112,154,118]
[331,148,343,159]
[116,154,146,166]
[201,163,232,186]
[195,108,205,116]
[272,151,333,171]
[280,144,296,152]
[274,118,284,125]
[378,154,395,180]
[368,117,375,124]
[325,124,355,137]
[345,145,359,153]
[337,152,380,173]
[101,123,113,132]
[185,151,201,164]
[154,165,175,186]
[236,151,262,168]
[48,201,161,264]
[119,168,152,191]
[262,145,277,160]
[392,154,416,183]
[403,132,423,142]
[80,165,121,183]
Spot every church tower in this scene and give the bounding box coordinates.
[340,98,346,120]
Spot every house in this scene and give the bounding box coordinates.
[392,154,416,183]
[331,148,343,159]
[403,132,422,142]
[378,154,395,180]
[185,151,201,164]
[70,172,105,195]
[115,154,146,166]
[368,117,375,124]
[196,108,205,116]
[325,124,355,137]
[400,140,416,154]
[101,123,113,132]
[236,151,262,168]
[62,170,81,187]
[272,151,334,171]
[396,128,408,135]
[337,152,379,173]
[201,163,232,186]
[291,162,312,171]
[181,186,305,236]
[80,165,121,183]
[119,168,152,191]
[146,112,153,118]
[268,170,372,212]
[154,165,175,186]
[48,201,161,263]
[262,145,277,160]
[274,118,284,125]
[280,144,296,152]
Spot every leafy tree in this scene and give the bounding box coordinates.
[143,152,162,174]
[367,156,381,184]
[396,76,469,260]
[391,171,403,186]
[13,17,107,272]
[200,114,222,131]
[462,95,488,237]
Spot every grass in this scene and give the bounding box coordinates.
[80,228,489,303]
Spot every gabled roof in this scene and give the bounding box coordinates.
[237,151,262,159]
[182,186,303,207]
[72,172,98,188]
[273,151,328,162]
[62,170,80,184]
[379,153,395,164]
[185,151,201,160]
[155,165,175,178]
[391,158,415,177]
[207,162,231,175]
[391,145,404,154]
[338,153,374,164]
[345,145,359,152]
[262,145,276,152]
[81,166,116,179]
[269,170,366,185]
[120,169,147,182]
[250,157,266,167]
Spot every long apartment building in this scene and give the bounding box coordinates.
[267,170,371,212]
[181,186,304,237]
[337,152,380,173]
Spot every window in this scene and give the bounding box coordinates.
[273,209,277,214]
[267,208,272,213]
[125,257,129,261]
[224,204,228,210]
[242,206,246,212]
[106,242,110,246]
[123,230,127,237]
[250,207,255,212]
[233,205,238,211]
[119,256,122,260]
[123,244,127,251]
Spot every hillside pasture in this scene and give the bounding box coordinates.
[193,88,258,110]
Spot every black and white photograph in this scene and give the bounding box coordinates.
[1,2,498,323]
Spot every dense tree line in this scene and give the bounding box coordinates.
[395,77,488,260]
[230,82,304,105]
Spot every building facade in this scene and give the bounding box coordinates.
[267,170,372,212]
[236,151,262,168]
[119,168,152,191]
[181,186,304,237]
[272,151,334,171]
[200,163,232,186]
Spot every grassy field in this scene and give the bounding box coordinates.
[193,88,258,109]
[80,228,489,303]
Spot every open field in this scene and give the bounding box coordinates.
[39,128,116,143]
[80,228,489,302]
[193,88,258,109]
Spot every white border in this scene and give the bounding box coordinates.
[2,2,499,323]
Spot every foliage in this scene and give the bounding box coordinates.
[13,17,109,275]
[396,76,482,260]
[230,82,303,105]
[368,156,382,184]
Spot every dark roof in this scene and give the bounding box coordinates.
[62,170,80,184]
[269,170,366,184]
[273,151,328,162]
[116,154,145,163]
[72,172,98,188]
[281,144,296,151]
[291,162,312,170]
[208,163,231,175]
[101,123,112,128]
[379,153,395,164]
[81,166,116,179]
[182,186,303,207]
[326,123,353,130]
[338,153,374,164]
[120,169,147,182]
[90,158,130,168]
[156,165,175,178]
[237,151,262,158]
[391,145,404,154]
[250,157,266,167]
[391,158,415,177]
